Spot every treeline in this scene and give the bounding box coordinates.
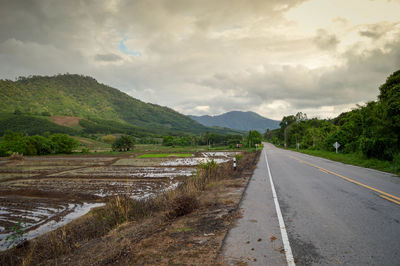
[0,132,79,156]
[0,113,78,136]
[162,131,262,148]
[266,70,400,161]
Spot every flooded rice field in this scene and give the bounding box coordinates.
[0,151,238,250]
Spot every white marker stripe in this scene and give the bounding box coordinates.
[265,150,295,266]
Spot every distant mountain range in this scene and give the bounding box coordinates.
[0,74,240,136]
[189,111,280,133]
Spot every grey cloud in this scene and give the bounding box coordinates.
[0,0,399,121]
[189,35,400,116]
[359,22,399,39]
[95,53,122,62]
[313,29,340,50]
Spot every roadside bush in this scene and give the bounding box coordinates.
[360,136,396,160]
[166,193,199,219]
[245,130,262,148]
[200,159,219,180]
[393,153,400,172]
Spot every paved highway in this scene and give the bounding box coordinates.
[222,143,400,265]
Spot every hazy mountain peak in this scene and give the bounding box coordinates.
[189,111,279,132]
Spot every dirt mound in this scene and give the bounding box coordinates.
[51,116,80,127]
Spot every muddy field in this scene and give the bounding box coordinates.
[0,151,239,250]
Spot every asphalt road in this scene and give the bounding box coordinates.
[222,143,400,265]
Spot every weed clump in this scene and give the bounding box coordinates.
[166,193,199,219]
[9,152,24,160]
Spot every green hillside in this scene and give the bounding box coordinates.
[0,74,215,135]
[0,113,78,136]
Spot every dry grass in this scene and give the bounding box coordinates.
[9,152,24,160]
[50,116,80,127]
[166,193,199,219]
[0,151,260,265]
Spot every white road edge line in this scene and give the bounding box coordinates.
[264,150,296,266]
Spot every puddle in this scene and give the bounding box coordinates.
[50,167,196,178]
[0,202,104,251]
[160,157,230,166]
[201,152,239,158]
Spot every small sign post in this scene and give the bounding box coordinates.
[296,143,300,150]
[255,143,258,151]
[333,142,340,154]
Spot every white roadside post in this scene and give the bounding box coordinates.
[255,143,258,151]
[233,157,237,171]
[333,141,340,154]
[296,143,300,150]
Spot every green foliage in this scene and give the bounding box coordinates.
[393,153,400,172]
[227,135,243,148]
[138,137,160,144]
[101,134,117,144]
[162,135,175,146]
[0,132,79,156]
[50,134,80,154]
[112,135,135,151]
[5,220,25,248]
[26,135,54,155]
[271,69,400,162]
[199,159,218,178]
[0,113,77,136]
[245,130,262,148]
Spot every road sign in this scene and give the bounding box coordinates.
[333,142,340,153]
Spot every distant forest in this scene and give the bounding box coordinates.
[266,70,400,162]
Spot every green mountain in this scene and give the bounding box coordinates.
[189,111,280,133]
[0,74,237,136]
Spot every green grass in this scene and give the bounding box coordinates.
[137,153,193,158]
[290,148,399,176]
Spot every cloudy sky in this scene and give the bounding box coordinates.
[1,0,400,120]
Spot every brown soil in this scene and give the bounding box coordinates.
[0,151,260,265]
[50,116,80,127]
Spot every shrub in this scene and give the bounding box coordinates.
[101,134,116,144]
[112,135,135,151]
[162,135,174,146]
[393,153,400,172]
[166,193,199,219]
[27,135,53,155]
[9,152,24,160]
[50,133,80,154]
